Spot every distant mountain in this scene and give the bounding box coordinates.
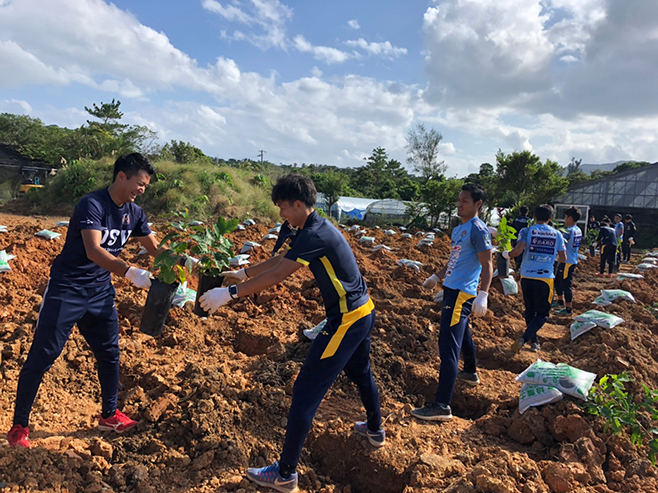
[579,161,633,175]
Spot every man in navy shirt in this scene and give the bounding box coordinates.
[200,174,383,493]
[621,214,636,263]
[7,153,159,449]
[511,206,531,269]
[414,184,493,421]
[596,219,618,277]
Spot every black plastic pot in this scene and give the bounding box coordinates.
[140,279,179,336]
[497,252,510,278]
[194,273,226,317]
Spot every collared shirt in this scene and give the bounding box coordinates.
[615,221,624,239]
[50,188,152,286]
[563,225,582,265]
[284,211,369,316]
[443,216,493,296]
[518,224,566,279]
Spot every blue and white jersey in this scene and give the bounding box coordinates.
[614,221,624,240]
[564,225,582,265]
[50,188,152,286]
[443,217,493,296]
[518,224,566,279]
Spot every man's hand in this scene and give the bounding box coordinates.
[220,268,248,282]
[125,267,152,289]
[471,291,488,317]
[501,250,510,260]
[433,290,444,304]
[423,274,440,289]
[182,256,200,274]
[199,287,232,314]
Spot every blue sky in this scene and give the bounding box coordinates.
[1,0,658,176]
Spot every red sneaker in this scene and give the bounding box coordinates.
[7,424,30,448]
[98,410,137,433]
[596,273,604,277]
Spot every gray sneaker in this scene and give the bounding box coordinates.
[530,341,541,352]
[410,403,452,422]
[457,371,480,386]
[354,421,386,447]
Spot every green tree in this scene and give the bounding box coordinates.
[312,170,349,219]
[405,123,446,183]
[494,150,568,209]
[419,177,463,228]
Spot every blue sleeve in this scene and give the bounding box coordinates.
[77,196,104,231]
[470,223,493,252]
[131,207,152,237]
[284,229,325,265]
[517,227,528,244]
[557,231,566,252]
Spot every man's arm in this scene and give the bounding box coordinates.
[477,249,493,292]
[81,229,132,276]
[244,252,288,279]
[235,257,303,297]
[557,250,567,263]
[508,241,525,259]
[136,234,166,257]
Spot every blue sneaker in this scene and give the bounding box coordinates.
[354,421,386,447]
[246,462,298,493]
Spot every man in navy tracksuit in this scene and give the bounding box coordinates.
[7,153,160,448]
[597,219,618,277]
[200,174,383,493]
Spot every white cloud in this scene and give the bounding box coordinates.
[345,38,407,59]
[0,99,33,114]
[347,19,360,30]
[203,0,292,49]
[311,66,323,78]
[293,35,352,64]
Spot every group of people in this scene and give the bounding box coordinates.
[588,213,637,276]
[2,151,638,493]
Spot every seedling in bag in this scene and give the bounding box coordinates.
[495,216,517,278]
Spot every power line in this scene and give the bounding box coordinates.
[258,149,266,165]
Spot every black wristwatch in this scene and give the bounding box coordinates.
[228,284,239,299]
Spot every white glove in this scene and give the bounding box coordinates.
[199,287,232,314]
[220,268,248,282]
[488,226,498,238]
[423,274,440,289]
[592,242,598,248]
[501,250,510,260]
[183,256,199,269]
[433,290,444,304]
[471,291,488,317]
[125,267,152,289]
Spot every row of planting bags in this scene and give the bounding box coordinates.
[517,252,658,415]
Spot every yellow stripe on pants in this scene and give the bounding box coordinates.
[450,291,476,327]
[522,277,555,303]
[563,263,573,280]
[321,298,375,360]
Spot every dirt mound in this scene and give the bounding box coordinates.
[1,213,658,492]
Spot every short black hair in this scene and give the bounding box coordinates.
[271,173,317,207]
[461,183,486,205]
[564,206,581,222]
[520,206,529,215]
[614,213,622,219]
[113,153,155,181]
[534,204,553,222]
[589,214,596,221]
[625,214,633,221]
[601,219,611,226]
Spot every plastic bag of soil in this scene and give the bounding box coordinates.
[500,277,518,296]
[55,221,69,227]
[617,273,644,280]
[35,230,61,240]
[303,318,327,341]
[434,290,444,304]
[574,309,624,329]
[601,289,635,304]
[641,258,658,264]
[578,253,588,261]
[230,254,251,267]
[171,282,197,308]
[0,251,15,272]
[372,244,391,252]
[0,225,7,233]
[261,234,278,241]
[570,320,597,340]
[516,360,596,401]
[236,224,246,231]
[240,241,261,254]
[268,226,281,234]
[359,236,375,245]
[384,229,396,236]
[636,263,658,271]
[397,259,424,271]
[401,233,413,239]
[592,295,611,307]
[519,384,563,414]
[418,238,434,247]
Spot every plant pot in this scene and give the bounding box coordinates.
[497,252,510,278]
[194,273,226,317]
[140,279,179,337]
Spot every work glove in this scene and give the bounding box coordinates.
[629,238,635,246]
[199,287,232,314]
[501,250,510,260]
[220,268,248,282]
[471,291,488,317]
[592,242,598,248]
[181,256,200,274]
[125,267,152,289]
[433,290,444,304]
[423,274,440,289]
[488,226,498,238]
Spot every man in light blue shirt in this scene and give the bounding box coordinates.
[413,184,493,422]
[554,207,582,315]
[614,214,624,269]
[506,204,566,352]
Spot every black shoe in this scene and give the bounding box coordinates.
[457,371,480,386]
[410,403,452,422]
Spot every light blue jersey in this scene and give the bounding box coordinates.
[443,217,493,296]
[615,221,624,240]
[564,225,582,265]
[518,224,566,279]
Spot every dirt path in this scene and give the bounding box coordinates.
[1,212,658,492]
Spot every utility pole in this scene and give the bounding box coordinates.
[258,150,266,166]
